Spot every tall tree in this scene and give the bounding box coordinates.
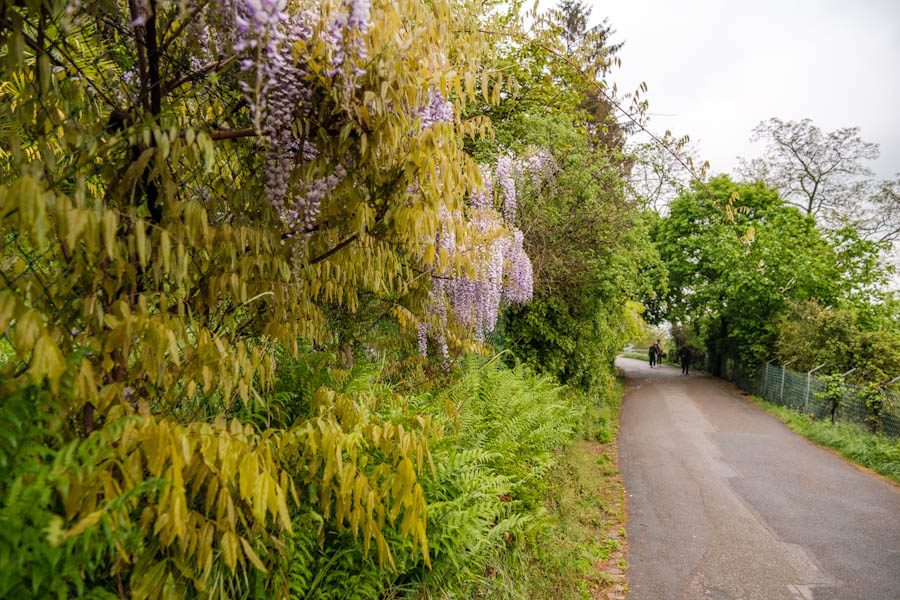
[738,118,878,224]
[864,175,900,243]
[652,176,887,376]
[554,0,629,148]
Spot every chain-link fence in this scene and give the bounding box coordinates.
[736,362,900,438]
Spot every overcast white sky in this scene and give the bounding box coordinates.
[596,0,900,181]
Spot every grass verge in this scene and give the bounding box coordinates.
[516,377,629,600]
[751,397,900,484]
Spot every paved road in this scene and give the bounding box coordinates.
[617,357,900,600]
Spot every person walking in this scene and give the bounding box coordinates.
[648,342,658,367]
[677,343,691,375]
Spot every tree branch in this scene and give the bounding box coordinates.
[161,56,237,96]
[209,128,259,141]
[309,233,360,265]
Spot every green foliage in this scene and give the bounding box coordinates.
[858,382,895,434]
[253,356,588,600]
[454,4,658,392]
[0,384,120,600]
[773,299,900,380]
[651,175,889,377]
[0,0,642,597]
[517,379,626,600]
[500,115,659,389]
[753,397,900,483]
[814,373,848,424]
[413,358,579,595]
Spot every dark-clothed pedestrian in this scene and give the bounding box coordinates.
[648,343,658,367]
[677,344,691,375]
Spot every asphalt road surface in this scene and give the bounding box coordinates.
[616,357,900,600]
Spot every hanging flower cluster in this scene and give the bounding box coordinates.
[416,89,455,130]
[469,166,493,210]
[186,1,372,237]
[417,149,554,360]
[468,149,556,224]
[503,230,533,305]
[326,0,371,78]
[280,167,346,235]
[495,156,516,225]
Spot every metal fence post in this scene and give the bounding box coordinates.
[805,363,826,413]
[781,359,798,403]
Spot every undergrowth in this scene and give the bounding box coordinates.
[267,354,592,599]
[0,350,619,599]
[752,397,900,483]
[473,373,628,600]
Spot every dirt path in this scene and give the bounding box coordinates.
[616,357,900,600]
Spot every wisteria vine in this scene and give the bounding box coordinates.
[418,149,553,360]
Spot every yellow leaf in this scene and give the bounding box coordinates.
[102,210,117,259]
[221,530,239,571]
[66,510,102,538]
[63,209,88,250]
[240,537,267,572]
[160,229,171,272]
[252,473,268,523]
[238,452,258,500]
[171,491,186,539]
[0,290,17,333]
[72,358,97,405]
[13,309,43,352]
[29,334,66,393]
[135,219,148,268]
[465,71,475,101]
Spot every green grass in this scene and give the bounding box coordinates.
[516,378,628,599]
[752,397,900,484]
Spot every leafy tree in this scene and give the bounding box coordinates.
[773,299,900,381]
[553,0,628,148]
[500,112,659,389]
[652,175,888,376]
[447,4,657,390]
[0,0,537,596]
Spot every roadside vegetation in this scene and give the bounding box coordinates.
[518,378,628,600]
[0,1,647,598]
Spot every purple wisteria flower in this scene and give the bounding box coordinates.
[469,165,493,210]
[495,156,516,225]
[503,229,533,304]
[418,89,454,130]
[419,152,540,356]
[326,0,371,78]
